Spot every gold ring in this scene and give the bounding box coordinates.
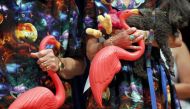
[42,62,48,66]
[46,66,50,70]
[41,63,45,66]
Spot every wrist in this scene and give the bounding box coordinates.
[56,58,73,79]
[103,36,114,46]
[57,57,64,74]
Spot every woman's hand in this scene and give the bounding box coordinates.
[104,27,145,49]
[86,27,146,60]
[30,49,60,72]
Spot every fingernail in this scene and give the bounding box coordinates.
[131,27,137,30]
[30,53,38,58]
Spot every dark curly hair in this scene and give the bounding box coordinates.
[157,0,190,28]
[126,0,190,75]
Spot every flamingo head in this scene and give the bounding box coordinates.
[118,9,141,29]
[39,35,61,51]
[119,9,140,16]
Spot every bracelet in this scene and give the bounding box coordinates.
[109,36,113,45]
[103,36,113,47]
[57,57,64,73]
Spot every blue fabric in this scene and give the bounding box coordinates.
[146,42,157,109]
[94,0,109,14]
[147,67,157,109]
[160,65,168,109]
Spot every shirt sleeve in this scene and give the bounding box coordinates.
[65,0,97,58]
[83,0,97,29]
[64,0,84,58]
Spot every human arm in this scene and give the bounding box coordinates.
[86,28,144,60]
[31,49,85,79]
[58,56,85,79]
[167,31,182,48]
[172,42,190,99]
[84,0,142,60]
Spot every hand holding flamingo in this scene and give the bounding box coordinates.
[9,35,65,109]
[87,9,145,107]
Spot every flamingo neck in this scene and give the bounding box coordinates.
[48,71,65,108]
[115,41,145,61]
[120,17,130,29]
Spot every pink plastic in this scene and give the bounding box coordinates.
[89,9,145,107]
[98,9,139,30]
[9,35,65,109]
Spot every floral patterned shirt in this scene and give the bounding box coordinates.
[0,0,83,108]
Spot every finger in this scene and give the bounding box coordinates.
[132,35,144,43]
[125,45,141,50]
[48,63,58,72]
[30,52,39,58]
[31,49,53,59]
[37,50,55,64]
[113,29,125,35]
[42,65,50,72]
[41,63,57,72]
[37,54,52,65]
[45,65,51,71]
[40,58,58,71]
[41,61,52,71]
[40,61,49,69]
[31,52,45,59]
[126,27,137,35]
[133,32,140,38]
[133,30,144,37]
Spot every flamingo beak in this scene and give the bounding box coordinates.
[130,9,140,15]
[51,38,61,50]
[56,41,61,50]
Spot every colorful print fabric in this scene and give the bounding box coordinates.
[84,0,181,109]
[0,0,82,108]
[111,0,145,10]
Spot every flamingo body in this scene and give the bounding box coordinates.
[90,40,145,107]
[8,36,65,109]
[90,9,145,107]
[9,87,57,109]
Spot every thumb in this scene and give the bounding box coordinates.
[30,52,39,58]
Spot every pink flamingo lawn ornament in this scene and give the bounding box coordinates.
[9,35,65,109]
[89,9,145,107]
